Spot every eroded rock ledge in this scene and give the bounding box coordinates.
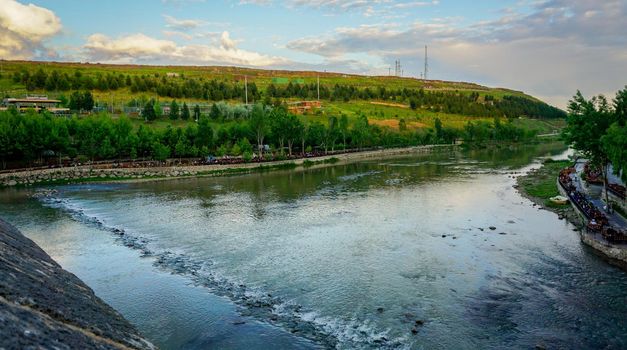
[0,218,155,350]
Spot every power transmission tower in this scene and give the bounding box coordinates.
[424,45,428,80]
[394,60,402,77]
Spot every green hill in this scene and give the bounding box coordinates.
[0,60,564,133]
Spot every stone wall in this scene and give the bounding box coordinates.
[0,146,442,187]
[0,218,155,349]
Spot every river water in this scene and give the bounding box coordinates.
[2,143,626,349]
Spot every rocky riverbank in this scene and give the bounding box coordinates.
[0,218,155,349]
[0,145,446,188]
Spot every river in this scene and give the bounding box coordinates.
[1,142,626,349]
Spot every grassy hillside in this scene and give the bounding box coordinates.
[0,60,564,134]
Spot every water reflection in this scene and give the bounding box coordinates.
[3,142,626,349]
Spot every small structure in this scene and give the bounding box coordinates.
[166,72,180,78]
[287,100,321,114]
[1,96,69,114]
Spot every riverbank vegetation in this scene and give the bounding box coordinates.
[518,159,571,208]
[0,105,545,170]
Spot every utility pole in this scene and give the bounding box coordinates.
[424,45,428,80]
[244,75,248,105]
[317,75,320,100]
[388,67,391,76]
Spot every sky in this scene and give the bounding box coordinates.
[0,0,626,108]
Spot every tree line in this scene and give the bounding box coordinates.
[11,68,564,119]
[0,103,536,170]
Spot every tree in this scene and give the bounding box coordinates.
[153,102,163,119]
[434,117,443,142]
[399,118,407,132]
[210,103,221,120]
[196,116,214,149]
[601,87,627,182]
[307,121,326,152]
[409,98,418,110]
[249,104,270,159]
[562,90,617,211]
[602,122,627,183]
[143,100,157,122]
[82,91,94,111]
[351,114,370,149]
[326,116,339,153]
[0,119,13,169]
[69,91,82,111]
[192,104,201,121]
[284,114,303,157]
[169,100,180,120]
[152,142,170,161]
[271,109,288,154]
[339,114,349,149]
[181,102,190,121]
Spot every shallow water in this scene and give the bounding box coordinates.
[2,143,627,349]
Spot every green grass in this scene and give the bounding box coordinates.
[302,157,340,168]
[519,159,571,205]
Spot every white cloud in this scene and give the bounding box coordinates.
[162,0,206,4]
[286,0,438,16]
[82,31,288,67]
[162,30,194,40]
[0,0,62,59]
[163,15,205,31]
[239,0,272,5]
[285,0,627,107]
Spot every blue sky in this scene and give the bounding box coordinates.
[1,0,626,108]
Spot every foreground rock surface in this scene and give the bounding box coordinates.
[0,218,155,350]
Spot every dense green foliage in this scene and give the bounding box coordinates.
[0,106,428,168]
[0,101,539,169]
[562,87,626,182]
[68,91,95,111]
[601,88,627,182]
[463,117,538,145]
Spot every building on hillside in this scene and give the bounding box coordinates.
[287,100,321,114]
[1,96,70,114]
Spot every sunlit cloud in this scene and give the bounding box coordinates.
[0,0,62,59]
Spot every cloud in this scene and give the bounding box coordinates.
[162,0,206,4]
[163,15,205,31]
[162,30,194,40]
[285,0,627,107]
[238,0,272,5]
[0,0,62,59]
[286,0,438,16]
[83,31,288,67]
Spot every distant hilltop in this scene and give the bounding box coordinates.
[0,60,563,120]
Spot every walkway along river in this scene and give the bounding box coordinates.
[1,142,626,349]
[557,160,627,267]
